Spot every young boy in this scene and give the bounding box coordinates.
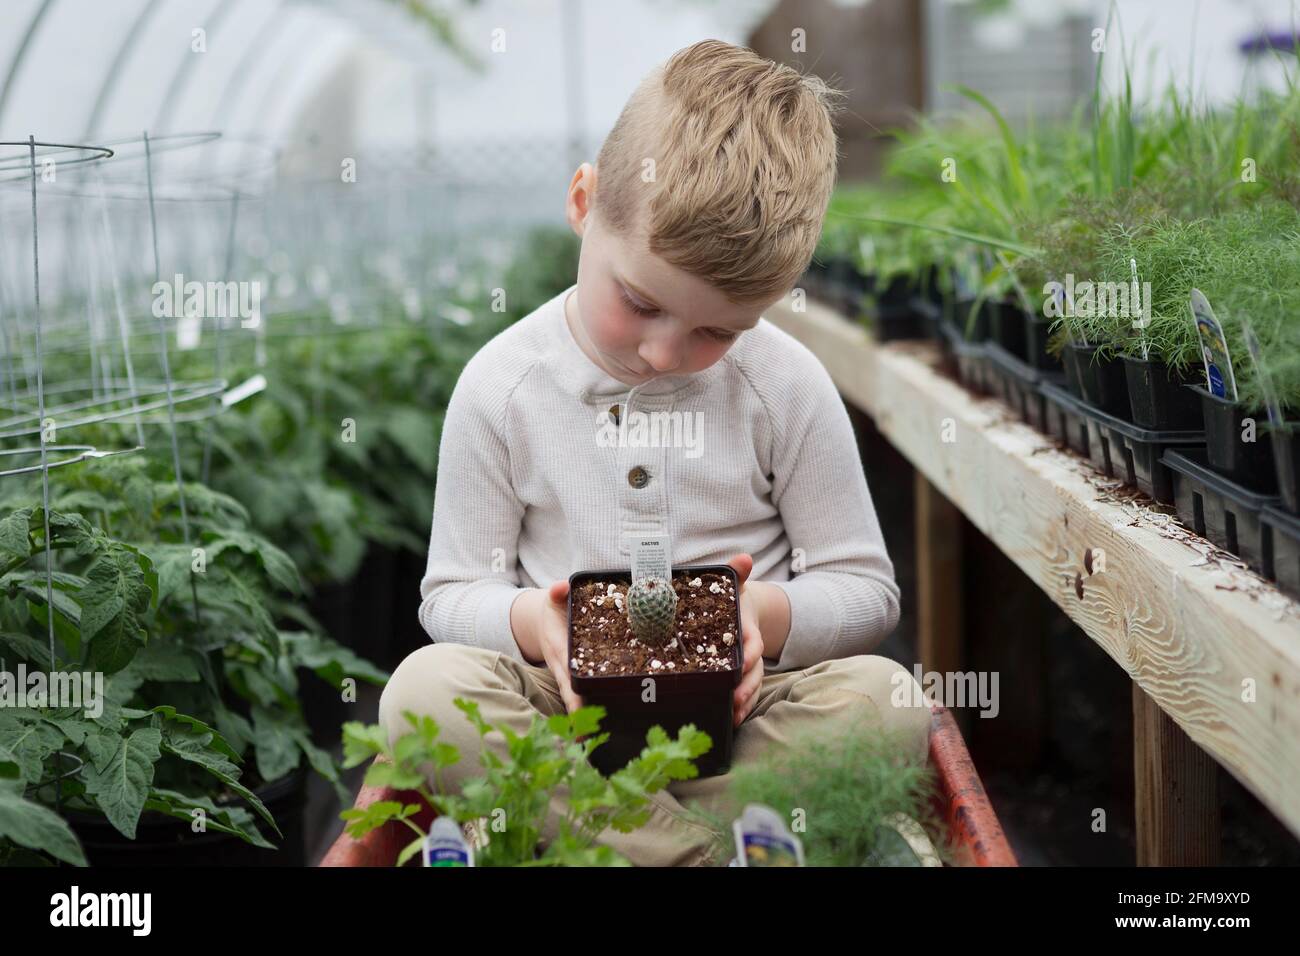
[379,39,929,866]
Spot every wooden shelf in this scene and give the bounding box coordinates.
[768,294,1300,844]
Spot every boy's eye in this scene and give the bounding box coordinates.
[619,289,659,316]
[700,327,737,343]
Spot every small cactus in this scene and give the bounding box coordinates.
[626,576,678,645]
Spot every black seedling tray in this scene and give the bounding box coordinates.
[1067,343,1131,418]
[1271,424,1300,514]
[1261,505,1300,601]
[941,320,992,395]
[1023,315,1061,372]
[868,300,928,341]
[567,564,743,778]
[1041,382,1092,459]
[914,297,943,344]
[1162,448,1281,575]
[1192,385,1278,494]
[1074,400,1205,504]
[988,301,1028,360]
[1122,356,1203,431]
[986,342,1064,432]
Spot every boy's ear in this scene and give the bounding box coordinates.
[566,163,597,235]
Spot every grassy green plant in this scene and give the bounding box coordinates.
[683,720,944,867]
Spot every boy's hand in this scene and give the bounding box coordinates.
[727,553,765,727]
[535,580,585,715]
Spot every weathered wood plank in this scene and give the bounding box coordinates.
[1134,683,1221,865]
[768,295,1300,838]
[915,471,963,680]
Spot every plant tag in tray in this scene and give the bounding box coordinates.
[422,816,474,867]
[1190,289,1238,400]
[732,803,805,867]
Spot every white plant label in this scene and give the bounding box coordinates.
[176,314,202,351]
[628,533,672,585]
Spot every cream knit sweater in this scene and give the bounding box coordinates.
[418,284,900,672]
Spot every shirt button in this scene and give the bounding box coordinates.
[608,403,621,425]
[628,466,649,489]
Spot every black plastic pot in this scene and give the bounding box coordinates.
[950,297,992,342]
[860,275,931,341]
[567,565,742,778]
[941,320,991,395]
[1062,343,1084,397]
[1122,357,1203,431]
[1191,386,1278,494]
[824,256,868,316]
[1042,382,1093,458]
[1075,401,1205,504]
[1163,448,1281,575]
[70,767,308,866]
[1023,314,1062,372]
[1262,505,1300,599]
[1067,344,1131,418]
[1269,422,1300,514]
[988,301,1028,360]
[986,342,1064,432]
[914,297,943,344]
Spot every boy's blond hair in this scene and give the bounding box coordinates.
[594,39,845,306]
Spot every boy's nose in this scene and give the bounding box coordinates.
[640,335,684,373]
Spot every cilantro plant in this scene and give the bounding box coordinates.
[340,701,711,867]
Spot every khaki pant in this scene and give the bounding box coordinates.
[378,643,930,866]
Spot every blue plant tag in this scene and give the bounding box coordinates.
[423,817,473,867]
[1189,289,1238,400]
[732,803,805,867]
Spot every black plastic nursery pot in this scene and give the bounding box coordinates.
[69,767,308,867]
[824,255,868,316]
[1271,422,1300,514]
[950,297,993,342]
[1163,448,1281,575]
[567,565,743,779]
[940,320,991,395]
[802,258,829,299]
[1191,386,1278,494]
[1074,400,1205,504]
[1122,356,1204,431]
[985,342,1064,432]
[861,275,932,341]
[1262,505,1300,600]
[913,296,943,344]
[1066,343,1131,418]
[987,301,1028,360]
[1041,382,1093,459]
[1023,314,1062,372]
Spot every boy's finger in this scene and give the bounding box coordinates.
[549,580,570,604]
[726,553,753,585]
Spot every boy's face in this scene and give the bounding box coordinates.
[565,163,779,386]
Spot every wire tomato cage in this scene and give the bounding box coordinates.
[0,136,276,813]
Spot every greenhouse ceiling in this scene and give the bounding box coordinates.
[0,0,444,146]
